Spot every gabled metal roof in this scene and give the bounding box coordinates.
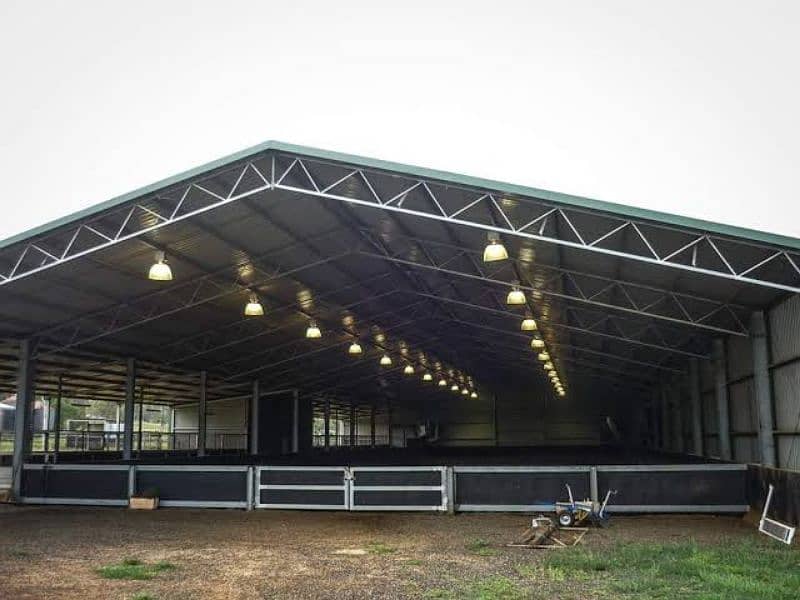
[0,141,798,407]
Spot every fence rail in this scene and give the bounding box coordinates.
[0,430,248,454]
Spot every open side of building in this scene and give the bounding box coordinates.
[1,141,799,518]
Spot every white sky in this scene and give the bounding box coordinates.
[1,1,798,242]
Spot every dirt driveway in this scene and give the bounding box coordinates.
[0,505,776,599]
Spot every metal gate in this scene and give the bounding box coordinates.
[255,466,349,510]
[350,466,447,511]
[255,466,447,511]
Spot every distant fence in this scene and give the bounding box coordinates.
[1,430,248,455]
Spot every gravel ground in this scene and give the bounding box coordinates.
[0,505,767,599]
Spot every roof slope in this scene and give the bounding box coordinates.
[3,140,799,252]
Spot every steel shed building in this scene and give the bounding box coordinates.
[1,141,799,517]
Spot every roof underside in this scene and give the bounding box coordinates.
[0,141,797,407]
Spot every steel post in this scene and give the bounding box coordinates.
[751,310,776,466]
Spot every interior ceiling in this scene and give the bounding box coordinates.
[0,144,796,406]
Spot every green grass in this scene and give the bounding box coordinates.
[95,558,176,581]
[424,576,525,600]
[367,542,397,555]
[466,538,498,557]
[542,540,800,599]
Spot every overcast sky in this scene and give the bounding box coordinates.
[1,1,798,242]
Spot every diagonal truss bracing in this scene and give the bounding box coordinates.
[1,149,799,298]
[352,230,750,336]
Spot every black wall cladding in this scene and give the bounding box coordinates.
[748,465,800,524]
[455,471,590,505]
[136,470,247,502]
[598,469,747,506]
[22,468,128,500]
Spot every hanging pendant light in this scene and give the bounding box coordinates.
[148,250,173,281]
[470,390,478,399]
[521,317,537,331]
[530,337,545,350]
[461,387,469,396]
[483,232,509,262]
[244,292,264,317]
[380,354,392,366]
[543,361,554,371]
[506,282,526,306]
[438,377,447,387]
[403,364,415,375]
[537,351,550,362]
[558,389,566,397]
[450,383,459,392]
[422,372,433,382]
[306,320,322,339]
[348,341,363,355]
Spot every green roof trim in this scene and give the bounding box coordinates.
[2,139,799,252]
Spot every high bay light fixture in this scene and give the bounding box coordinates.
[306,320,322,339]
[483,231,508,262]
[244,292,264,317]
[521,316,537,331]
[148,251,173,281]
[506,282,526,306]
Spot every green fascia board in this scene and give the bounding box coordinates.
[2,139,799,253]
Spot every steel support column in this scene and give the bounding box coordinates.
[660,384,671,452]
[689,358,704,456]
[713,339,732,461]
[349,403,356,447]
[197,371,207,458]
[53,375,62,460]
[370,404,376,446]
[323,399,330,449]
[292,389,299,454]
[123,358,135,460]
[11,339,35,499]
[672,381,685,453]
[751,310,776,467]
[249,380,259,455]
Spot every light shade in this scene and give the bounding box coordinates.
[438,378,447,387]
[348,342,363,355]
[461,387,469,396]
[404,364,415,375]
[537,352,550,362]
[423,372,433,382]
[470,391,478,399]
[148,251,173,281]
[244,294,264,316]
[451,383,459,392]
[530,337,545,350]
[306,321,322,339]
[521,318,537,331]
[544,361,554,371]
[380,354,392,366]
[558,390,566,397]
[506,289,526,305]
[483,235,509,262]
